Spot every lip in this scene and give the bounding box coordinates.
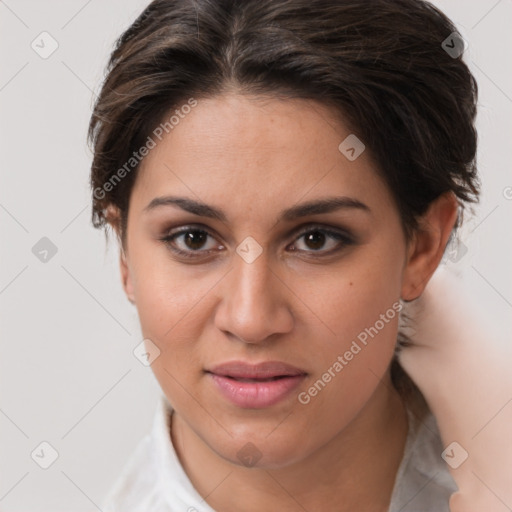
[206,361,307,409]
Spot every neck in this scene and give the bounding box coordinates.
[171,376,408,512]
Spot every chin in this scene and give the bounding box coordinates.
[206,427,314,470]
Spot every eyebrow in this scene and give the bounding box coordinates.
[144,195,371,222]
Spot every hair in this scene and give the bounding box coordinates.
[88,0,480,408]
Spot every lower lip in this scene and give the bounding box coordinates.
[209,373,306,409]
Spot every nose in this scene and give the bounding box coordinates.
[214,249,294,345]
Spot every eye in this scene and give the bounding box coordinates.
[289,225,354,255]
[160,226,223,259]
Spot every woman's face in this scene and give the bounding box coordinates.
[120,93,412,467]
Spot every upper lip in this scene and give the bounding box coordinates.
[207,361,307,379]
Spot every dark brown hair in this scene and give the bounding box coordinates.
[88,0,480,406]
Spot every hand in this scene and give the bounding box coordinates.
[398,267,512,512]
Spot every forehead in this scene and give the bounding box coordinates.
[131,93,393,220]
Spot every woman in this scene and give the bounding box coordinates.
[88,1,509,510]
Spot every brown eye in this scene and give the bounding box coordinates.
[291,227,353,254]
[160,226,222,259]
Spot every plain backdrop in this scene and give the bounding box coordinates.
[0,1,511,510]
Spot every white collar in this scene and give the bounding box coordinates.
[151,393,216,511]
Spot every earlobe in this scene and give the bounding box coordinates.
[401,192,459,301]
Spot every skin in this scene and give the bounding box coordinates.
[109,93,457,511]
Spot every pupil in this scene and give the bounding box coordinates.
[306,231,325,250]
[185,230,206,250]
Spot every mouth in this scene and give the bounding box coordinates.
[205,361,307,409]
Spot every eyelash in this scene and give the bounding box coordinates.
[159,224,355,260]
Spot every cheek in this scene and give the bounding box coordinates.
[127,237,201,330]
[298,240,404,411]
[130,255,213,406]
[306,239,404,349]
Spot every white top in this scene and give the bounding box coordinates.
[102,394,457,512]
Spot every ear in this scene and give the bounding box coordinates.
[105,205,136,305]
[401,192,459,301]
[119,250,136,305]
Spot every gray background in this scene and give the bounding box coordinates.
[1,1,511,510]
